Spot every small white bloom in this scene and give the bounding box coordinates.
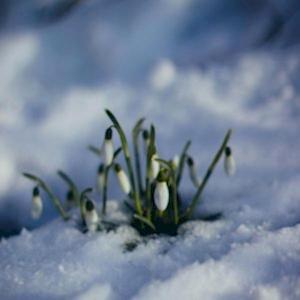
[154,181,169,211]
[172,154,180,169]
[187,156,201,187]
[149,154,160,181]
[84,200,99,232]
[96,164,105,192]
[115,164,131,195]
[101,140,114,166]
[101,128,114,166]
[31,187,43,219]
[224,146,236,176]
[143,130,150,154]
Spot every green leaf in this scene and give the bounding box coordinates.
[133,214,156,231]
[176,140,191,186]
[132,117,145,199]
[145,124,157,219]
[113,147,122,159]
[105,109,130,158]
[88,145,101,156]
[132,117,145,140]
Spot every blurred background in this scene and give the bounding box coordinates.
[1,0,300,237]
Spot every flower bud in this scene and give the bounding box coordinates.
[31,186,43,219]
[149,153,160,181]
[224,146,236,176]
[84,199,99,232]
[114,164,131,195]
[187,156,201,187]
[101,128,114,166]
[171,154,180,169]
[96,164,105,192]
[154,173,169,212]
[143,129,150,153]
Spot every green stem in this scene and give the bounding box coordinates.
[102,166,109,215]
[132,118,145,200]
[88,145,101,156]
[133,214,156,231]
[23,173,69,220]
[57,170,80,206]
[105,109,143,216]
[176,140,191,186]
[182,129,232,220]
[145,125,156,220]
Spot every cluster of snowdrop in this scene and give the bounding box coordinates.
[25,110,235,235]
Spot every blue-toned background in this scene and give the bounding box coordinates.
[1,0,300,236]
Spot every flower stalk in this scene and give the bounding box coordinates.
[23,173,69,220]
[183,129,232,220]
[145,125,156,219]
[132,118,145,198]
[57,170,80,206]
[105,109,143,216]
[176,140,191,186]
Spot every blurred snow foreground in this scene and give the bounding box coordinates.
[1,0,300,299]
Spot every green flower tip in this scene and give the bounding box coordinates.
[143,129,149,140]
[225,146,232,156]
[114,163,122,173]
[105,127,113,140]
[187,156,194,166]
[33,186,39,196]
[85,199,95,212]
[157,169,168,182]
[98,164,105,174]
[67,190,74,201]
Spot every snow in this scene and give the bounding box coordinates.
[1,0,300,299]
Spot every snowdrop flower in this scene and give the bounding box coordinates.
[84,199,99,232]
[224,146,236,176]
[154,171,169,212]
[101,128,114,166]
[96,164,105,192]
[31,186,43,219]
[149,153,160,181]
[114,164,131,195]
[187,156,201,187]
[171,154,180,170]
[142,129,150,154]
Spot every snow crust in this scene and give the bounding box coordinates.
[1,0,300,299]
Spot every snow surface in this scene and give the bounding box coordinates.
[1,0,300,299]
